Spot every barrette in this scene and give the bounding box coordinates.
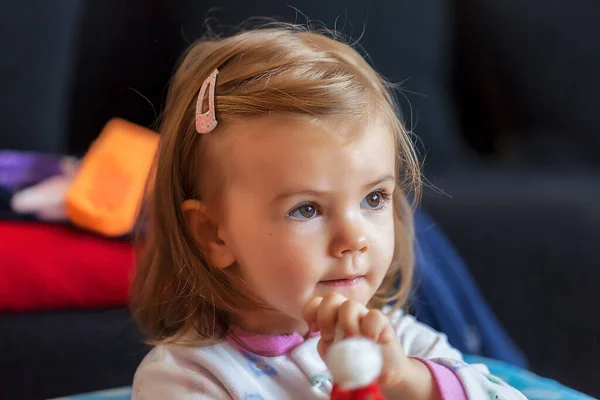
[195,68,219,134]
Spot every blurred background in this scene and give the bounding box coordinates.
[1,0,599,399]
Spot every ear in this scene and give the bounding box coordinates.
[181,199,235,269]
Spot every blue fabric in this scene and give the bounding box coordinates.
[59,357,595,400]
[411,209,528,368]
[53,387,132,400]
[463,356,596,400]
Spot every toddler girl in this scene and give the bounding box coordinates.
[131,25,526,399]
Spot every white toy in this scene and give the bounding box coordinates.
[325,337,385,400]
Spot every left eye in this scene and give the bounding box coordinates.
[288,203,319,220]
[361,191,384,209]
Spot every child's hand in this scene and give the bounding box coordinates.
[303,293,409,389]
[304,293,441,399]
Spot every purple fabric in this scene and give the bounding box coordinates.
[0,151,63,191]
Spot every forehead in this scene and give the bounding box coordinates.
[214,114,396,191]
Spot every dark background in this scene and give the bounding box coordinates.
[1,0,599,398]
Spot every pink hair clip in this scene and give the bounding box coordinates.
[195,68,219,134]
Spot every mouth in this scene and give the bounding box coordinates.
[319,275,364,288]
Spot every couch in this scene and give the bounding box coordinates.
[1,1,598,398]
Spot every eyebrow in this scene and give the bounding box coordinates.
[273,174,396,202]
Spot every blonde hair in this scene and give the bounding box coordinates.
[131,25,421,345]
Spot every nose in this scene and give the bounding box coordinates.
[329,216,369,258]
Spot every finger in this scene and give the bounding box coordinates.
[303,296,323,332]
[360,309,389,342]
[317,337,329,361]
[316,293,347,342]
[338,300,369,338]
[378,319,397,345]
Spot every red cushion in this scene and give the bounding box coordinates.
[0,222,134,312]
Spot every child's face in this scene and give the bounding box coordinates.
[215,115,397,334]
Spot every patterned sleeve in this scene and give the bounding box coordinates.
[390,311,528,400]
[132,346,232,400]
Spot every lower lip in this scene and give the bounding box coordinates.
[321,277,362,287]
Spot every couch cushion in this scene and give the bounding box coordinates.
[458,0,600,165]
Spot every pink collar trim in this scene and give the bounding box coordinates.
[226,326,320,356]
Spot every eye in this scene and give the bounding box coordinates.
[361,190,390,210]
[288,203,319,220]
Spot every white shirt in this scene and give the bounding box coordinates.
[132,312,527,399]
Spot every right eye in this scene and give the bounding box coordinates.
[288,203,319,221]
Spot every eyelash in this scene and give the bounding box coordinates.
[287,188,393,222]
[372,189,392,210]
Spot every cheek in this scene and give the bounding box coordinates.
[260,226,324,284]
[369,212,396,269]
[237,227,320,312]
[272,226,319,260]
[226,214,322,283]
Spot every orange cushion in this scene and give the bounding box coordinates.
[66,118,159,236]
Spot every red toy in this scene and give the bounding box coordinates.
[330,382,385,400]
[325,337,385,400]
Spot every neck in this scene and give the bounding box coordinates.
[225,267,310,337]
